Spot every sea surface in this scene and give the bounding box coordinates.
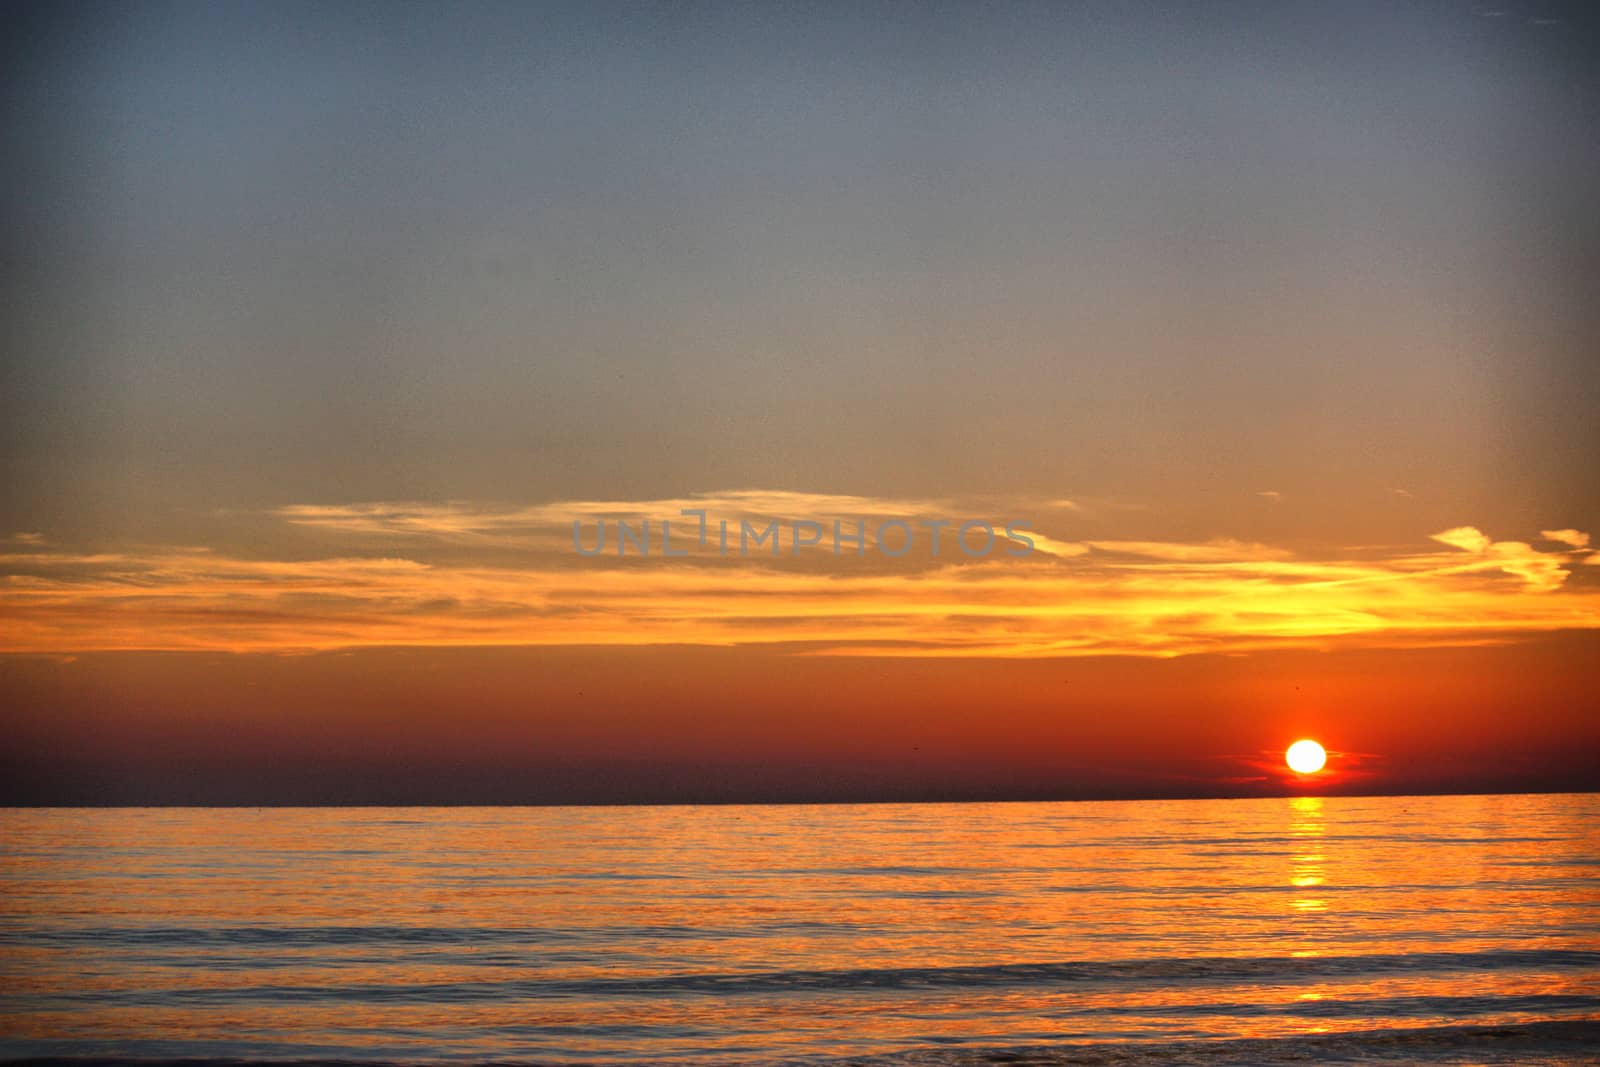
[1,795,1597,1065]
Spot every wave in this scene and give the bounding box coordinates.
[4,1019,1599,1066]
[10,947,1597,1006]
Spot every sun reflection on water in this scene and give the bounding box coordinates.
[1288,796,1329,918]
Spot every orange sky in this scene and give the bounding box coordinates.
[3,633,1597,804]
[3,492,1597,803]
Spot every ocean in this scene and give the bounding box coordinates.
[2,794,1596,1064]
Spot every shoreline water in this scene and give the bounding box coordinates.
[7,1020,1600,1066]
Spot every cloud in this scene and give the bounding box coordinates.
[1016,530,1089,560]
[1481,542,1570,593]
[1257,491,1282,503]
[1431,526,1492,553]
[1087,539,1293,563]
[5,495,1598,658]
[276,490,955,538]
[1430,526,1586,592]
[1542,529,1591,549]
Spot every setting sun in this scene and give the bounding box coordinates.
[1286,739,1328,775]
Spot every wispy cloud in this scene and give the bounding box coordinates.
[1430,525,1572,592]
[276,490,955,539]
[1087,540,1293,563]
[1431,526,1492,553]
[1542,529,1591,550]
[3,496,1596,658]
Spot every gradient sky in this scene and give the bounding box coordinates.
[3,1,1597,803]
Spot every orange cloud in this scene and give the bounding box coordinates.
[1086,539,1293,563]
[3,498,1596,658]
[1431,526,1493,553]
[1429,525,1578,592]
[1542,528,1591,549]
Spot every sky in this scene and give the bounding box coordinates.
[3,1,1598,803]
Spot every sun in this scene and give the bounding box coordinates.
[1285,739,1327,775]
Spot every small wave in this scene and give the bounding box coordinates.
[13,948,1597,1007]
[822,1019,1600,1067]
[0,921,860,948]
[3,1019,1598,1066]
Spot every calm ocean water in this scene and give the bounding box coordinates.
[1,795,1597,1065]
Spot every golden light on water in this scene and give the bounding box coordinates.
[1286,739,1328,775]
